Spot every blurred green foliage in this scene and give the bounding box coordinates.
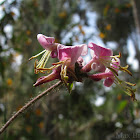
[0,0,140,140]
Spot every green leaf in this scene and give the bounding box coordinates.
[117,100,128,113]
[68,83,73,94]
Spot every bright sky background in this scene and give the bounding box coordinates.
[0,0,5,4]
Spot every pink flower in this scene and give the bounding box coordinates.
[103,58,120,87]
[37,34,56,50]
[34,44,87,86]
[32,36,136,100]
[89,58,120,87]
[29,34,60,74]
[56,44,87,84]
[31,34,137,100]
[57,44,87,66]
[37,34,58,58]
[82,42,113,72]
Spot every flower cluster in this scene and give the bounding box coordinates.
[29,34,136,101]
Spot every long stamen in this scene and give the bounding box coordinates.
[99,57,120,73]
[52,61,65,65]
[99,53,136,100]
[110,52,121,58]
[125,81,136,86]
[36,52,47,67]
[60,65,71,92]
[29,50,46,61]
[108,67,118,75]
[36,61,65,74]
[99,52,121,59]
[99,52,121,69]
[31,50,52,74]
[99,58,112,68]
[42,51,51,68]
[36,50,50,68]
[119,65,132,76]
[60,64,64,78]
[113,80,131,96]
[113,74,136,100]
[34,59,38,74]
[36,64,61,71]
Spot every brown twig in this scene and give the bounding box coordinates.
[0,81,62,135]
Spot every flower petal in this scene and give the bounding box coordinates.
[103,77,114,87]
[88,42,113,58]
[57,44,87,65]
[89,72,113,81]
[81,44,88,56]
[50,50,58,58]
[33,70,59,86]
[37,34,56,50]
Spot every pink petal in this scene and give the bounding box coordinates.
[50,50,58,58]
[81,58,94,72]
[88,42,113,59]
[103,77,114,87]
[87,42,113,72]
[89,72,113,81]
[81,44,88,56]
[91,62,106,72]
[57,44,87,65]
[37,34,56,50]
[33,70,59,86]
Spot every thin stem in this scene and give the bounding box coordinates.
[0,81,62,135]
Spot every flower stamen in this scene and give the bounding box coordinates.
[29,50,46,61]
[113,74,137,101]
[119,65,132,76]
[36,50,51,68]
[110,52,121,58]
[30,50,52,74]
